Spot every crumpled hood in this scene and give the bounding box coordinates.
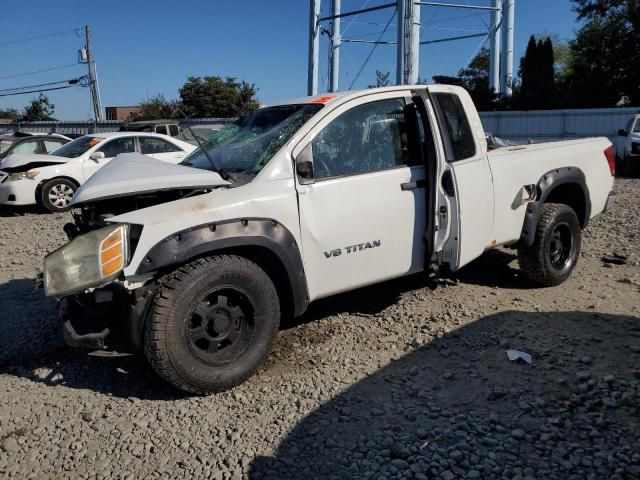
[71,152,230,206]
[0,153,69,171]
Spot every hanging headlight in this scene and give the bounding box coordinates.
[44,224,129,297]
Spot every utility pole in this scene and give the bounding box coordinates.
[396,0,406,85]
[84,25,103,120]
[489,0,502,93]
[329,0,341,92]
[308,0,321,96]
[500,0,515,97]
[409,0,421,84]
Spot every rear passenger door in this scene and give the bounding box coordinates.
[293,92,427,300]
[138,136,185,163]
[428,85,494,269]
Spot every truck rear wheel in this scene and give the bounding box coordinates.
[144,255,280,394]
[518,203,581,287]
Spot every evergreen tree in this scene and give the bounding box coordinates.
[516,36,556,109]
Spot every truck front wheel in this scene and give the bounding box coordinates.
[144,255,280,394]
[518,203,582,287]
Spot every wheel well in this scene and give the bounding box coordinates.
[544,183,588,228]
[200,246,295,321]
[35,176,81,202]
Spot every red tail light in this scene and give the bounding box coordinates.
[604,145,616,176]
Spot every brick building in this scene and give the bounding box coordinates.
[104,106,141,121]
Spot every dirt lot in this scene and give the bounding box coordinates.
[0,179,638,480]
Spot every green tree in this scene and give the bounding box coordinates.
[433,48,499,110]
[517,36,556,109]
[0,108,21,121]
[369,70,391,88]
[566,0,640,106]
[179,76,259,118]
[21,94,55,121]
[130,94,183,120]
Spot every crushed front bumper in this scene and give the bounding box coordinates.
[0,174,38,206]
[58,286,154,352]
[59,296,111,349]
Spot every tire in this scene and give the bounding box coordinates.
[518,203,582,287]
[40,178,77,212]
[144,255,280,394]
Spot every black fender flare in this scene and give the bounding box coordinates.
[135,218,309,316]
[520,167,591,248]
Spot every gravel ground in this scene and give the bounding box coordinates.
[0,179,638,479]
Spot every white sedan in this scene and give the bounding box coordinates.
[0,132,195,212]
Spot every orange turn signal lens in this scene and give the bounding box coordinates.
[101,229,121,251]
[100,243,122,264]
[99,227,125,277]
[101,257,123,276]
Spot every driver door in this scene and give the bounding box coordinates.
[82,137,135,181]
[293,93,427,301]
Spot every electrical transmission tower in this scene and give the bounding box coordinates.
[308,0,515,96]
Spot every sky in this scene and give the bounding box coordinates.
[0,0,581,120]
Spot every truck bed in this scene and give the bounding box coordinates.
[487,137,613,246]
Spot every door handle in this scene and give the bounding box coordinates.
[400,180,425,191]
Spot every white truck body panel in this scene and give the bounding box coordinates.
[113,178,303,280]
[289,90,426,299]
[488,138,613,246]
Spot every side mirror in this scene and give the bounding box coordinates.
[295,143,315,185]
[618,129,627,136]
[89,151,105,161]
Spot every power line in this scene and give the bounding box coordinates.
[0,85,77,98]
[0,78,82,94]
[0,63,80,81]
[0,28,82,48]
[349,8,397,89]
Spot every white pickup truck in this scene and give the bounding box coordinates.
[42,85,615,394]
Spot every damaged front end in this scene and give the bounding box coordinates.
[44,218,155,353]
[42,153,232,352]
[42,153,234,352]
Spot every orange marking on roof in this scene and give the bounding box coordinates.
[312,95,336,104]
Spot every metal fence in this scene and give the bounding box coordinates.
[479,106,640,142]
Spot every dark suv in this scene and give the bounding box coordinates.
[0,132,71,160]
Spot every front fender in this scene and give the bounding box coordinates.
[135,218,309,316]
